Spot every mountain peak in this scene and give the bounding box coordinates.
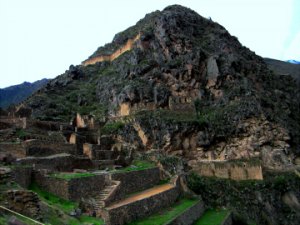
[22,5,299,171]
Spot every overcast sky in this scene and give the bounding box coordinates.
[0,0,299,88]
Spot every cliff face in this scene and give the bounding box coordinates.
[23,5,299,170]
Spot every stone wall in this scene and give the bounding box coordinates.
[34,171,69,199]
[82,33,140,66]
[119,102,157,117]
[0,117,26,129]
[102,184,180,225]
[168,96,194,111]
[26,120,72,131]
[24,140,76,157]
[107,167,161,203]
[193,161,263,180]
[166,199,205,225]
[17,154,94,172]
[13,166,33,188]
[68,174,107,201]
[0,143,26,158]
[34,172,108,201]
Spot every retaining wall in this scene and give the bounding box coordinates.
[107,167,161,204]
[34,171,69,199]
[103,185,180,225]
[166,199,205,225]
[24,140,76,157]
[13,166,33,188]
[193,161,263,180]
[0,143,26,158]
[34,172,108,201]
[17,154,94,172]
[82,33,140,66]
[0,117,26,129]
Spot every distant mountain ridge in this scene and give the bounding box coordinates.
[286,59,300,64]
[0,78,49,109]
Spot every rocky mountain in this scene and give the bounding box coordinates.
[22,5,299,170]
[0,79,49,109]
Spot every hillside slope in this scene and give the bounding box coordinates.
[0,79,49,109]
[264,58,300,86]
[22,5,299,170]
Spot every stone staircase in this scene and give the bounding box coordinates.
[94,182,119,214]
[83,179,121,217]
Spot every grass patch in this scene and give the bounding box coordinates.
[49,172,95,180]
[101,121,125,134]
[68,215,104,225]
[128,198,199,225]
[112,160,156,173]
[29,182,77,213]
[194,209,230,225]
[29,183,104,225]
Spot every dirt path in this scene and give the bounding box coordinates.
[107,183,174,210]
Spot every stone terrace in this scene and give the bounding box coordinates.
[101,176,181,225]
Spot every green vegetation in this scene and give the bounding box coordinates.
[49,172,95,180]
[112,160,156,173]
[194,209,230,225]
[29,182,77,213]
[187,172,300,225]
[0,216,6,224]
[16,128,28,139]
[158,155,183,175]
[128,198,199,225]
[29,183,104,225]
[68,215,104,225]
[101,121,125,134]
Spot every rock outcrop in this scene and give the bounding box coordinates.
[5,190,41,220]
